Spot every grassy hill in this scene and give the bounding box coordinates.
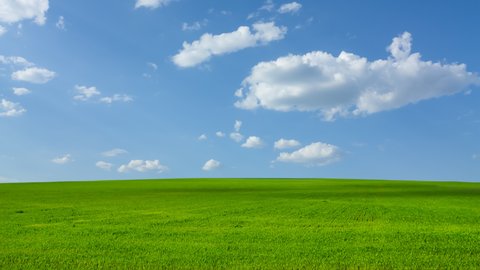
[1,179,479,269]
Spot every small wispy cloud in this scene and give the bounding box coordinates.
[102,148,128,157]
[182,19,207,31]
[96,161,113,170]
[56,16,65,30]
[52,154,72,164]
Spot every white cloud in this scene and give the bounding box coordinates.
[202,159,221,171]
[55,15,65,30]
[229,132,244,143]
[234,120,242,132]
[242,136,264,148]
[99,94,133,104]
[274,138,301,149]
[229,120,244,142]
[12,87,31,96]
[0,0,49,25]
[96,161,113,170]
[118,159,168,173]
[198,134,207,140]
[247,0,275,20]
[172,22,287,68]
[0,55,34,67]
[216,131,225,137]
[102,148,128,157]
[278,2,302,14]
[235,32,479,121]
[0,25,6,36]
[74,85,100,101]
[147,62,158,70]
[277,142,341,165]
[234,88,243,97]
[0,99,26,117]
[135,0,171,9]
[11,67,56,84]
[182,20,207,31]
[260,0,275,11]
[52,154,72,164]
[74,85,132,104]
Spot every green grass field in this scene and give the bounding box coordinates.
[1,179,479,269]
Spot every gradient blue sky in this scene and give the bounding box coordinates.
[1,0,479,182]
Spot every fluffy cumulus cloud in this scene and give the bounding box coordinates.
[274,138,301,149]
[102,148,128,157]
[135,0,170,9]
[12,87,31,96]
[0,99,26,117]
[278,2,302,14]
[96,161,113,170]
[202,159,221,171]
[74,85,100,101]
[172,22,287,68]
[11,67,56,84]
[277,142,341,166]
[198,134,207,140]
[118,159,168,173]
[235,32,480,121]
[242,136,264,148]
[0,0,49,25]
[52,154,72,164]
[216,131,225,137]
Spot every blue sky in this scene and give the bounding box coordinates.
[1,0,479,182]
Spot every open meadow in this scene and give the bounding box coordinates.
[1,179,479,269]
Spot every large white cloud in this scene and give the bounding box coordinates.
[135,0,171,9]
[118,159,168,173]
[172,22,287,68]
[0,99,26,117]
[11,67,56,84]
[277,142,341,166]
[202,159,221,171]
[235,32,479,121]
[0,0,49,25]
[274,138,301,149]
[278,2,302,14]
[242,136,264,148]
